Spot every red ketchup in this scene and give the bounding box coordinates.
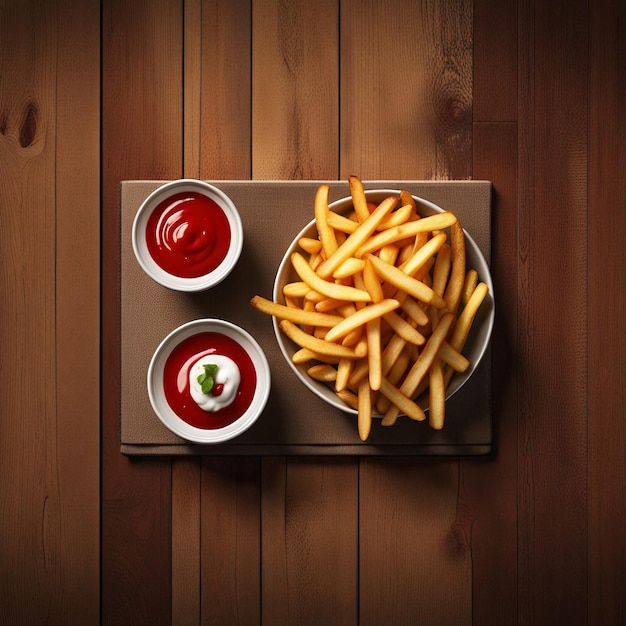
[163,332,257,429]
[146,191,231,278]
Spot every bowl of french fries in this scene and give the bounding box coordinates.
[251,176,494,441]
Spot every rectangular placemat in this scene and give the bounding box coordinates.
[120,180,492,455]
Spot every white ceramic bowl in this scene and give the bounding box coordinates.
[132,179,243,291]
[273,189,495,415]
[148,319,271,443]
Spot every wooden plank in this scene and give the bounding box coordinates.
[473,0,517,122]
[0,1,99,623]
[588,0,626,622]
[54,0,101,622]
[0,11,57,621]
[261,458,358,625]
[359,459,471,625]
[200,458,261,624]
[171,459,201,625]
[468,122,518,625]
[252,0,338,179]
[340,1,474,622]
[339,0,473,180]
[183,0,202,178]
[101,0,183,622]
[517,0,588,622]
[467,2,519,622]
[198,0,252,179]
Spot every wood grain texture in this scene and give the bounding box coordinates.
[469,5,519,623]
[469,122,519,625]
[183,0,203,178]
[588,0,626,622]
[0,1,100,623]
[262,458,358,625]
[101,0,183,623]
[54,1,101,622]
[339,0,473,180]
[252,0,339,179]
[359,459,471,626]
[518,0,588,623]
[201,458,261,625]
[196,0,252,179]
[172,459,201,625]
[473,0,517,122]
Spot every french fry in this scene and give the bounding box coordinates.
[366,316,382,391]
[279,320,361,359]
[283,281,310,298]
[386,345,412,385]
[333,257,366,279]
[349,174,372,223]
[362,257,384,301]
[438,342,470,373]
[382,312,425,345]
[324,298,400,343]
[398,293,430,327]
[357,377,372,441]
[309,250,323,271]
[336,357,354,392]
[378,243,400,266]
[303,289,326,303]
[250,295,344,327]
[341,326,363,347]
[314,297,345,312]
[428,357,445,429]
[448,282,489,354]
[400,232,447,278]
[307,364,338,382]
[443,282,490,389]
[314,183,338,258]
[432,243,452,297]
[463,268,478,305]
[291,348,340,365]
[292,251,372,303]
[336,388,359,411]
[381,331,409,377]
[348,359,370,388]
[327,211,359,234]
[352,335,369,359]
[298,236,323,255]
[443,221,466,314]
[378,203,413,229]
[399,189,413,207]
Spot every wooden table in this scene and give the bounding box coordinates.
[1,1,624,624]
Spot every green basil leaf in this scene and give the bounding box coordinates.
[201,376,214,394]
[198,363,218,395]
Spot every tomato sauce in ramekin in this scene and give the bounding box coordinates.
[146,191,231,278]
[163,332,257,429]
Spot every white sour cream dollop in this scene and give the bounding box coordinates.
[189,354,241,412]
